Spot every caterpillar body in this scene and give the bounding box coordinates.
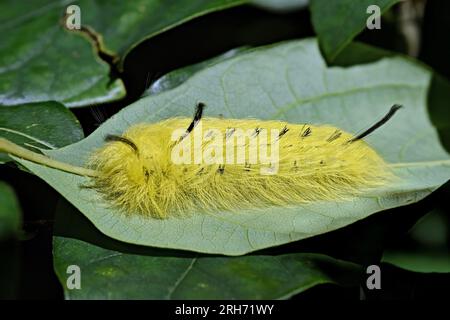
[86,104,402,219]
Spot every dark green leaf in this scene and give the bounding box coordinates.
[382,209,450,273]
[0,0,246,107]
[77,0,247,62]
[332,41,394,66]
[54,236,363,299]
[383,252,450,273]
[0,181,21,240]
[0,0,125,107]
[0,101,83,163]
[53,198,362,299]
[310,0,400,61]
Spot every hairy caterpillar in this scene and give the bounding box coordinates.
[0,104,401,219]
[85,104,402,219]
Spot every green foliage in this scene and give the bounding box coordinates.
[0,181,21,240]
[0,0,124,107]
[310,0,400,61]
[0,0,245,107]
[0,101,83,163]
[383,209,450,273]
[52,198,362,299]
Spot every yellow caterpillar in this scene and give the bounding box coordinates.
[0,104,401,219]
[85,103,401,219]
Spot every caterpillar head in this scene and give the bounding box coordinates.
[86,124,180,218]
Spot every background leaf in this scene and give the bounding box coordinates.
[0,101,83,163]
[73,0,247,62]
[0,181,21,241]
[383,252,450,273]
[53,198,362,300]
[54,236,362,299]
[17,39,450,255]
[382,208,450,273]
[0,181,21,298]
[0,0,246,107]
[310,0,400,61]
[0,0,125,107]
